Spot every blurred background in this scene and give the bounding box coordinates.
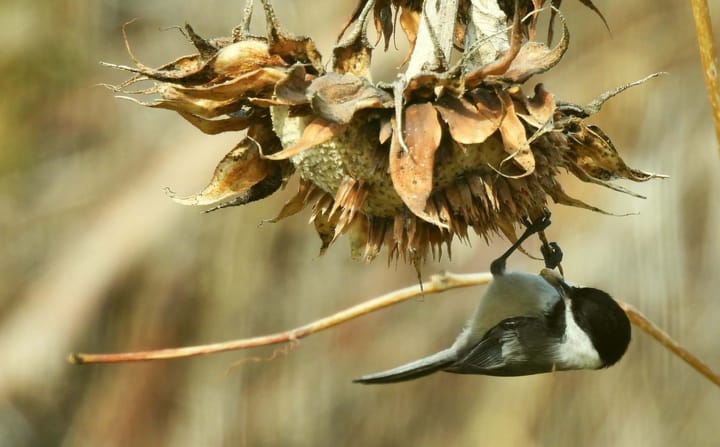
[1,0,718,445]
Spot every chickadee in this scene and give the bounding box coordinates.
[354,212,631,384]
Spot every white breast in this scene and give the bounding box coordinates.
[555,299,602,370]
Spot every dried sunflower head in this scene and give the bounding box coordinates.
[106,0,663,265]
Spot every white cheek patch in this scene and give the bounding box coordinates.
[556,300,603,370]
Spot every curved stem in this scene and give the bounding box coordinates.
[618,302,720,387]
[69,272,492,364]
[69,270,720,389]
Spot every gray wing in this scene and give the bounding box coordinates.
[445,317,558,377]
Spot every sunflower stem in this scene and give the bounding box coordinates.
[689,0,720,152]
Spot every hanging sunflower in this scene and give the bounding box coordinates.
[105,0,663,266]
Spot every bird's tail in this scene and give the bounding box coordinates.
[353,348,456,384]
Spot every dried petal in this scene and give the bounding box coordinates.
[497,91,535,176]
[260,0,324,73]
[389,103,446,228]
[398,7,421,65]
[332,0,374,77]
[347,215,370,260]
[568,121,664,181]
[173,68,287,101]
[548,186,618,215]
[435,94,502,144]
[373,0,394,50]
[274,64,312,105]
[500,17,569,83]
[311,194,339,255]
[212,40,285,77]
[270,180,323,222]
[203,163,285,213]
[168,138,268,206]
[549,0,610,44]
[307,73,393,124]
[263,117,346,160]
[522,84,555,128]
[175,112,254,135]
[378,117,393,144]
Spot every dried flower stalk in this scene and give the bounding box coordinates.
[70,271,720,389]
[690,0,720,150]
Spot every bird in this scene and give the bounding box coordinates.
[354,211,631,384]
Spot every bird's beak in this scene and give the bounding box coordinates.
[540,268,573,296]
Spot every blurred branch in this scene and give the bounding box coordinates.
[69,272,493,364]
[690,0,720,150]
[71,270,720,389]
[618,302,720,388]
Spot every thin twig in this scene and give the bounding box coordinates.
[618,302,720,388]
[69,272,492,364]
[69,272,720,389]
[690,0,720,150]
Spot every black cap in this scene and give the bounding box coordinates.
[569,287,631,367]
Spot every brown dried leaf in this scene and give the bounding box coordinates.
[114,92,240,121]
[333,40,372,78]
[273,64,311,105]
[435,94,502,144]
[332,0,374,77]
[497,91,535,176]
[173,67,287,101]
[567,163,646,199]
[168,138,268,206]
[202,163,285,213]
[264,117,346,160]
[522,84,555,128]
[379,117,393,144]
[500,17,569,84]
[311,194,338,255]
[307,73,393,124]
[549,0,610,44]
[183,23,218,60]
[211,40,285,78]
[464,4,523,87]
[270,180,322,222]
[496,219,518,246]
[258,0,324,73]
[389,103,447,228]
[568,121,665,182]
[108,28,281,85]
[399,7,421,66]
[548,186,619,215]
[176,111,254,135]
[102,42,213,84]
[373,0,394,50]
[347,215,370,261]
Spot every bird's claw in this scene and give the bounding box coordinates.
[521,208,552,236]
[541,242,563,269]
